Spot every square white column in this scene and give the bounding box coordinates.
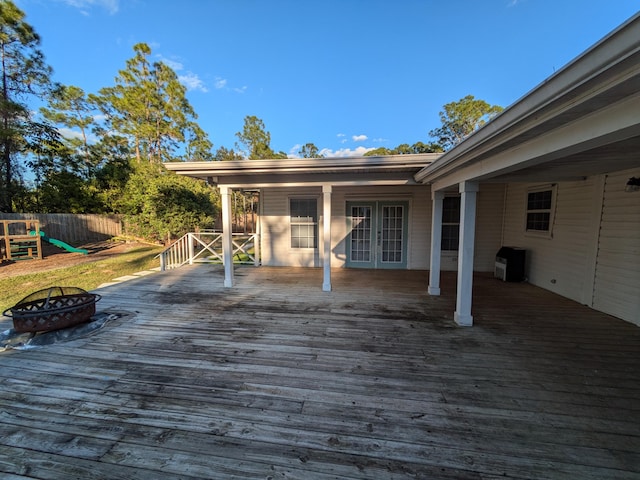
[322,185,332,292]
[428,189,444,295]
[220,185,234,288]
[454,181,478,326]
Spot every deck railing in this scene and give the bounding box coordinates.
[158,231,260,271]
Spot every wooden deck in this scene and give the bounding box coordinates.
[1,265,639,479]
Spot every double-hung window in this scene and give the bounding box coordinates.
[526,185,556,236]
[441,196,461,251]
[290,198,318,248]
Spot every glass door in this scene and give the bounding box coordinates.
[346,201,408,269]
[347,203,375,268]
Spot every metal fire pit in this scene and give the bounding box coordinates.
[3,286,101,333]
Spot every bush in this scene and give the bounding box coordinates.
[119,163,218,243]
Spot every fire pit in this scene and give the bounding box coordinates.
[3,286,101,333]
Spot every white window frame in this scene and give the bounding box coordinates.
[525,184,557,238]
[441,194,461,251]
[289,197,319,249]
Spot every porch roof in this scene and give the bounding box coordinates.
[1,265,639,479]
[415,12,640,191]
[164,153,440,187]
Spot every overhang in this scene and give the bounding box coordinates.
[165,154,440,188]
[415,13,640,191]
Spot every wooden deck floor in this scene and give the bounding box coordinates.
[1,266,639,479]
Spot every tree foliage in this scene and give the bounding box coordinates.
[235,115,286,159]
[298,143,324,158]
[118,162,218,243]
[91,43,213,163]
[0,0,55,211]
[428,95,503,151]
[364,141,443,157]
[214,145,244,162]
[40,85,96,177]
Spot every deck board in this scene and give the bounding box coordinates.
[1,265,639,479]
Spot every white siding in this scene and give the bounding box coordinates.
[260,184,503,272]
[439,184,505,272]
[475,184,506,272]
[260,187,322,267]
[331,185,432,269]
[260,185,432,269]
[503,179,597,303]
[592,168,640,326]
[502,171,640,326]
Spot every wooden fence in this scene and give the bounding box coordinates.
[0,213,122,244]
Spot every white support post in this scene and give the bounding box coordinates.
[454,181,479,326]
[188,233,195,265]
[428,189,444,295]
[220,185,234,288]
[322,184,332,292]
[254,190,262,267]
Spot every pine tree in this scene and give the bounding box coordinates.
[0,0,55,211]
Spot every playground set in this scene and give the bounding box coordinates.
[0,219,88,263]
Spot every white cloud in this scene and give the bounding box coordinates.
[288,144,302,158]
[337,133,346,137]
[213,77,247,94]
[214,77,227,89]
[58,127,99,144]
[58,127,84,141]
[373,137,389,143]
[179,72,208,93]
[319,146,375,158]
[160,58,184,71]
[61,0,119,15]
[352,134,368,142]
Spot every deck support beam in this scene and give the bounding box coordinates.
[428,189,444,295]
[322,184,332,292]
[454,181,478,326]
[220,185,234,288]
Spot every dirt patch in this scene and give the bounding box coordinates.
[0,241,151,280]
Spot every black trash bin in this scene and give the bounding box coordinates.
[495,247,526,282]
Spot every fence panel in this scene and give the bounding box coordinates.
[0,213,122,243]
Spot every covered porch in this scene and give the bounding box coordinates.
[1,265,639,479]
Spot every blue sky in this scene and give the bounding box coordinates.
[16,0,640,158]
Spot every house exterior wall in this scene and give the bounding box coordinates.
[501,168,640,326]
[503,178,599,303]
[472,183,506,273]
[259,185,431,269]
[592,168,640,326]
[260,186,323,267]
[330,185,431,269]
[259,184,505,272]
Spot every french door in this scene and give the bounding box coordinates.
[346,201,408,269]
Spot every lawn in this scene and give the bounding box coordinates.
[0,245,163,315]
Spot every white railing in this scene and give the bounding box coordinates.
[158,231,260,271]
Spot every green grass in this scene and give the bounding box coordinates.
[0,245,163,314]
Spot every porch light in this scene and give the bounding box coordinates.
[625,177,640,192]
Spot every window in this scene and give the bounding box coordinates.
[526,186,555,235]
[350,205,372,262]
[441,196,460,251]
[290,198,317,248]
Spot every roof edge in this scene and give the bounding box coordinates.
[414,12,640,185]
